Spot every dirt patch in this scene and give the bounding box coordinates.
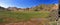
[1,18,50,25]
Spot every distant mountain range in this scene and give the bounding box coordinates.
[0,4,58,12]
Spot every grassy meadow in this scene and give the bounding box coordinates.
[0,4,58,25]
[0,10,50,23]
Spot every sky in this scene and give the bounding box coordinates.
[0,0,58,8]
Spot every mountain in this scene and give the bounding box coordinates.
[32,4,58,11]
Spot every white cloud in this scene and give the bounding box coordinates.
[0,3,7,8]
[55,4,58,6]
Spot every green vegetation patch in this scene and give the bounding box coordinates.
[0,10,50,23]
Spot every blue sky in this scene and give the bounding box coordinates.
[0,0,58,8]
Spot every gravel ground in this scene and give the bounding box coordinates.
[0,18,59,25]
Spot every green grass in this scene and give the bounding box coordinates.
[0,10,50,23]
